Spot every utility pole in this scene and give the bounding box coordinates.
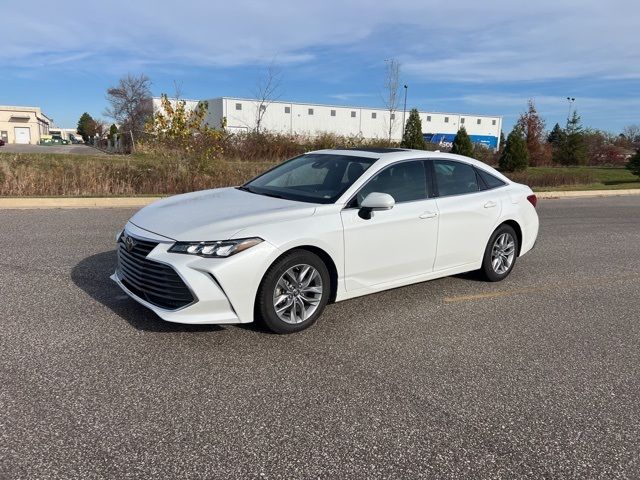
[401,85,408,139]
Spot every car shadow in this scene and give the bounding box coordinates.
[71,250,223,333]
[452,270,486,282]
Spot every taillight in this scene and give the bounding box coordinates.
[527,194,537,208]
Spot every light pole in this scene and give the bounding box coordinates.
[401,85,408,139]
[566,97,575,124]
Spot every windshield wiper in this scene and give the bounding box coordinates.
[259,191,286,199]
[237,185,285,199]
[237,185,265,196]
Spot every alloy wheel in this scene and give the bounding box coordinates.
[273,264,323,324]
[491,233,516,275]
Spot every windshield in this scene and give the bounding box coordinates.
[242,153,376,204]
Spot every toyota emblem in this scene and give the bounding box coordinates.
[124,234,135,252]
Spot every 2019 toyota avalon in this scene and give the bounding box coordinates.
[112,148,539,333]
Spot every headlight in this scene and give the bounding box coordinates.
[168,237,263,258]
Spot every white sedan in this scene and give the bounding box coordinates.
[112,148,539,333]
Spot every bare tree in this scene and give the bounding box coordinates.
[383,58,401,141]
[622,124,640,144]
[104,74,153,145]
[93,118,107,138]
[253,63,282,133]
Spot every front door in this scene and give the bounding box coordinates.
[341,160,439,291]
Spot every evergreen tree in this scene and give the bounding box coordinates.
[626,149,640,177]
[553,111,587,165]
[108,124,118,141]
[547,122,564,146]
[451,126,474,157]
[77,112,96,142]
[499,126,529,172]
[499,130,506,150]
[401,108,425,149]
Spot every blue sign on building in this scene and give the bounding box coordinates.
[423,133,499,150]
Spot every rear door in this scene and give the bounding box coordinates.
[431,159,502,270]
[340,160,439,290]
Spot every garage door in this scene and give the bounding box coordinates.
[14,127,31,144]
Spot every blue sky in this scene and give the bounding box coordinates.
[2,0,638,134]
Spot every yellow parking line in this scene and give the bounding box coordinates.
[443,274,639,303]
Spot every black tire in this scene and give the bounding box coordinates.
[480,224,519,282]
[255,250,331,334]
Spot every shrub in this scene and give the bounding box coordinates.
[507,170,596,188]
[627,149,640,177]
[472,143,499,166]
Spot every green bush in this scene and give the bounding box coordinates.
[626,149,640,177]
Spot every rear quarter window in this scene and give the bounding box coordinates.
[476,168,507,189]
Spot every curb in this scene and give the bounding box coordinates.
[535,189,640,199]
[0,189,639,209]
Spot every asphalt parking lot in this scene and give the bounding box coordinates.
[1,196,639,478]
[0,144,106,155]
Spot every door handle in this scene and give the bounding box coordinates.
[484,201,497,208]
[419,211,438,219]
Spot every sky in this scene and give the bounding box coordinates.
[1,0,638,134]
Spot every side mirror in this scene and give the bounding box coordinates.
[359,192,395,219]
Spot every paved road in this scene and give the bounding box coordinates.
[1,197,639,479]
[0,144,106,155]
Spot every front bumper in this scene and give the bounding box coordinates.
[111,223,279,324]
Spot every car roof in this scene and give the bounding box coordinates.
[307,148,512,184]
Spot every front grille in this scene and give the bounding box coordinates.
[117,233,195,310]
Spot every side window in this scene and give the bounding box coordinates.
[354,161,428,206]
[433,160,479,196]
[476,168,507,190]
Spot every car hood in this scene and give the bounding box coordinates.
[129,187,317,241]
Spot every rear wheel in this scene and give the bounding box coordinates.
[481,224,518,282]
[256,250,331,333]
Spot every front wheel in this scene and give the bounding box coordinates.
[480,224,519,282]
[256,250,331,334]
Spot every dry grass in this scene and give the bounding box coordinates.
[0,152,275,196]
[221,131,399,162]
[1,131,637,196]
[0,132,400,196]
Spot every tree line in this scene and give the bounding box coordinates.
[400,101,640,176]
[76,70,639,179]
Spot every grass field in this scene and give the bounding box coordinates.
[1,151,638,196]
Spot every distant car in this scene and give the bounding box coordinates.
[0,139,5,146]
[51,135,70,145]
[112,148,539,333]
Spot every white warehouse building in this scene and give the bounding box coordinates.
[152,96,503,149]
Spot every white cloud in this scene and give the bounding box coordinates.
[2,0,638,85]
